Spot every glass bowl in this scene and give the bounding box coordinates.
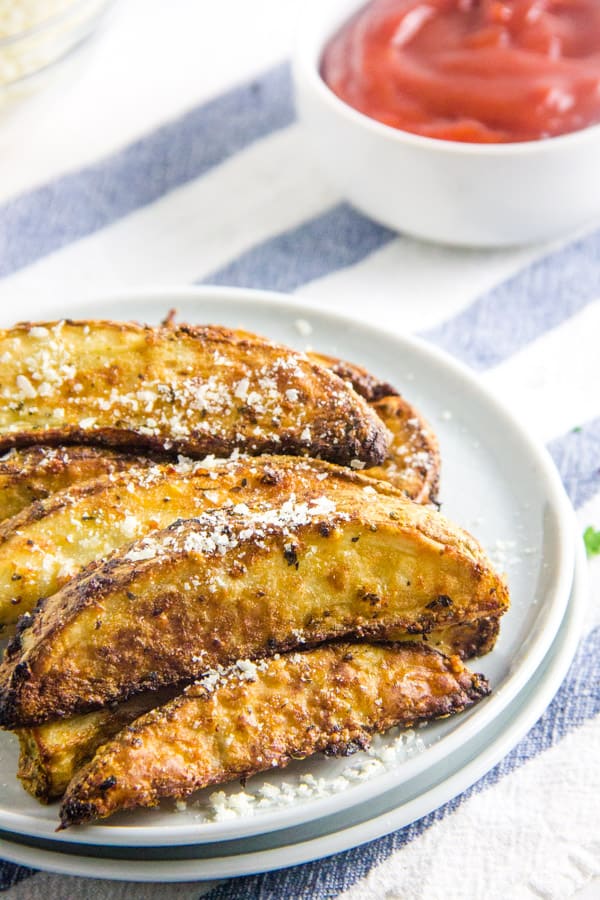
[0,0,115,104]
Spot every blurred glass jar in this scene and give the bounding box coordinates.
[0,0,114,101]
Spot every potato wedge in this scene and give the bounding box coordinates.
[0,451,439,630]
[16,685,182,803]
[307,352,398,403]
[166,317,397,403]
[309,354,439,502]
[0,353,436,516]
[15,616,498,802]
[0,467,508,726]
[419,616,500,660]
[0,446,153,523]
[0,320,388,467]
[365,396,439,503]
[0,402,438,631]
[0,455,339,628]
[58,642,489,827]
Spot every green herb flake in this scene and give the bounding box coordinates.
[583,526,600,558]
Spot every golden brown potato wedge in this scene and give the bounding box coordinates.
[365,396,439,503]
[0,454,343,628]
[0,450,439,630]
[0,402,438,631]
[0,320,388,467]
[0,446,154,523]
[307,352,398,403]
[308,354,439,503]
[0,351,436,518]
[0,400,437,630]
[59,642,489,827]
[165,317,396,403]
[15,616,498,803]
[0,462,508,726]
[0,391,437,533]
[16,685,182,803]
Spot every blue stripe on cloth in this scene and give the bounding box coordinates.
[200,203,395,292]
[548,417,600,510]
[205,624,600,900]
[201,200,600,374]
[422,227,600,370]
[0,861,34,892]
[0,63,294,280]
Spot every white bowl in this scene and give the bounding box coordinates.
[293,0,600,247]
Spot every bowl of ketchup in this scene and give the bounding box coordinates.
[293,0,600,246]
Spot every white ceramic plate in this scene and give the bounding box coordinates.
[0,288,576,847]
[0,541,586,881]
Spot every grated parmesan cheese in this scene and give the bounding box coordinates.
[350,459,366,470]
[124,543,157,563]
[29,326,49,339]
[121,515,139,538]
[15,374,36,398]
[234,377,249,401]
[235,659,259,681]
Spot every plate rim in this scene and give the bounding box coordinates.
[0,286,577,846]
[0,541,587,882]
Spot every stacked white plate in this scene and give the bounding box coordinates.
[0,289,585,882]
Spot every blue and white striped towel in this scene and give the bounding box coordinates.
[1,1,598,897]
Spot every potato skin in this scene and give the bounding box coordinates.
[307,352,399,403]
[392,615,500,660]
[0,463,508,727]
[59,642,490,827]
[308,354,439,504]
[365,396,440,504]
[0,446,153,523]
[0,320,388,467]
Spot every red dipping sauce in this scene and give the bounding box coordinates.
[321,0,600,143]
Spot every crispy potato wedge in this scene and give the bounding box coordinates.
[166,317,396,403]
[0,320,388,467]
[0,462,508,726]
[15,616,498,802]
[309,354,439,502]
[0,446,153,523]
[59,642,489,827]
[420,616,500,659]
[307,352,398,403]
[16,685,182,803]
[0,454,347,628]
[0,352,436,517]
[365,396,439,503]
[0,443,439,629]
[0,403,438,630]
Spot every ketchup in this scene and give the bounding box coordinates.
[321,0,600,143]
